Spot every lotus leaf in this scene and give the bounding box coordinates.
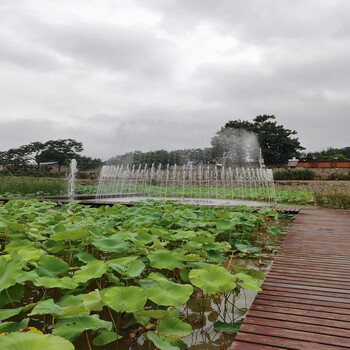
[189,265,236,294]
[73,260,107,284]
[29,299,64,316]
[50,228,90,241]
[147,331,180,350]
[35,255,69,277]
[0,284,24,308]
[103,286,147,313]
[135,310,170,319]
[93,330,121,346]
[215,221,235,231]
[76,252,96,263]
[16,247,43,261]
[53,315,112,341]
[83,290,103,311]
[146,280,193,307]
[148,250,185,270]
[0,332,74,350]
[0,318,29,334]
[158,316,192,337]
[0,258,23,292]
[235,272,262,292]
[0,307,23,321]
[33,276,78,289]
[92,236,131,253]
[267,226,282,235]
[234,267,265,280]
[125,259,145,277]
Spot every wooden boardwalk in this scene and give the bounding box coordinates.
[231,209,350,350]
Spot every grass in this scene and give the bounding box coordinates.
[314,190,350,209]
[0,177,67,198]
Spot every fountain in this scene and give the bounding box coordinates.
[94,130,277,207]
[67,159,78,201]
[95,164,276,206]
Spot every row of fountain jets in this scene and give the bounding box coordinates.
[92,163,276,204]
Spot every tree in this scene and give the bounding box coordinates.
[218,115,304,165]
[39,139,83,172]
[4,148,29,168]
[20,142,46,170]
[302,147,350,161]
[75,156,103,170]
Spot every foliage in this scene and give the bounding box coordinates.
[0,199,283,348]
[75,155,103,171]
[107,148,215,167]
[314,190,350,209]
[218,115,304,165]
[39,139,83,172]
[0,177,67,198]
[301,147,350,161]
[274,169,315,180]
[0,139,84,172]
[0,168,64,178]
[326,172,350,181]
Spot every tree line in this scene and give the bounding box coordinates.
[0,139,103,172]
[2,116,347,173]
[108,115,306,166]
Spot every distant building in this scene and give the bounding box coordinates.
[298,160,350,168]
[287,157,299,168]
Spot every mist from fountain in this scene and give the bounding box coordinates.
[95,129,276,206]
[95,163,276,206]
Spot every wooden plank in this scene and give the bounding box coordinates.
[237,324,350,347]
[231,209,350,349]
[234,332,349,350]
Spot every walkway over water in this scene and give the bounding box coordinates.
[231,209,350,350]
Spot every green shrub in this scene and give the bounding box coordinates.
[0,169,64,178]
[274,169,315,180]
[327,172,350,181]
[314,190,350,209]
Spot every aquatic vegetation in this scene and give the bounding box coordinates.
[0,200,283,349]
[314,190,350,209]
[0,177,66,198]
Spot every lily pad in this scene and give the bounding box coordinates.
[189,265,236,294]
[158,316,192,337]
[103,286,147,313]
[146,280,193,307]
[147,332,180,350]
[0,258,23,292]
[73,260,107,284]
[50,228,90,241]
[0,332,74,350]
[53,315,112,341]
[0,307,23,321]
[83,290,103,311]
[93,330,121,346]
[92,236,131,253]
[35,255,69,277]
[148,250,185,270]
[29,299,64,317]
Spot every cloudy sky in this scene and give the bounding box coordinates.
[1,0,350,160]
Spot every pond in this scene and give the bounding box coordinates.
[0,200,293,350]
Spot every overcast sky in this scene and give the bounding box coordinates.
[1,0,350,160]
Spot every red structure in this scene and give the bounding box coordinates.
[298,161,350,168]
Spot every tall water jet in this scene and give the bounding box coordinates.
[67,159,78,201]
